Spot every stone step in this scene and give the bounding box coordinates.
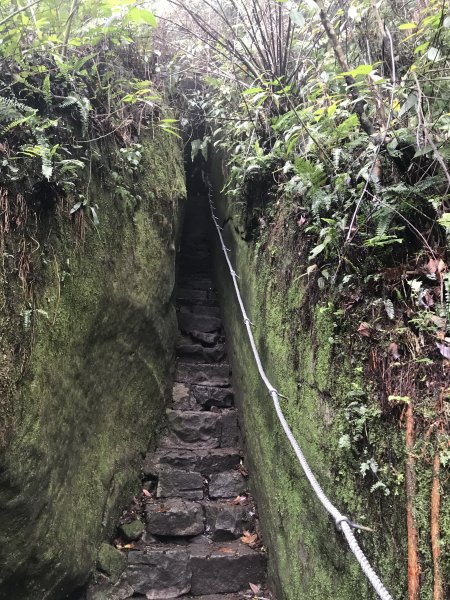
[122,539,266,598]
[177,297,219,308]
[208,471,247,499]
[188,330,221,345]
[182,592,249,600]
[160,409,239,449]
[179,304,221,317]
[155,466,247,501]
[171,382,234,411]
[157,469,204,500]
[203,501,254,541]
[178,277,214,290]
[175,363,231,387]
[177,288,208,301]
[191,385,234,409]
[179,257,211,270]
[146,499,205,537]
[145,499,253,542]
[178,313,222,334]
[176,342,226,364]
[143,448,242,479]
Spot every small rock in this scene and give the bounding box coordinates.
[204,504,250,541]
[97,543,127,583]
[119,520,145,542]
[172,382,190,404]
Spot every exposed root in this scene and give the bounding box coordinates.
[405,401,421,600]
[431,448,442,600]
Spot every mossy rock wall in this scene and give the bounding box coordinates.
[210,170,410,600]
[0,131,185,599]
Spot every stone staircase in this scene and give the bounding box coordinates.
[86,199,268,600]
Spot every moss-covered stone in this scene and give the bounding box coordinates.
[209,164,413,599]
[97,544,126,583]
[0,127,185,598]
[119,520,145,542]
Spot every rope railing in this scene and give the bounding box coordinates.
[207,188,394,600]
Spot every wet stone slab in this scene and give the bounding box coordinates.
[175,363,231,387]
[191,385,234,409]
[143,448,242,478]
[125,548,191,599]
[146,499,205,537]
[157,470,204,500]
[209,471,247,499]
[189,540,267,596]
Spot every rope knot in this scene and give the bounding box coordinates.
[335,516,351,531]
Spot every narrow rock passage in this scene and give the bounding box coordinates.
[86,196,269,600]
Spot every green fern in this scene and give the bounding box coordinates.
[374,207,394,237]
[59,95,91,136]
[43,74,52,106]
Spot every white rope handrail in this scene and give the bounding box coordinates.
[207,188,394,600]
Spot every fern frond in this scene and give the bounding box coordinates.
[1,115,33,135]
[43,74,52,106]
[59,95,91,136]
[59,96,78,109]
[374,207,393,237]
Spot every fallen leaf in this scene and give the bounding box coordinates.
[419,289,434,308]
[388,342,400,360]
[430,315,447,330]
[437,259,447,274]
[249,582,261,594]
[358,322,372,337]
[123,543,134,549]
[142,489,151,497]
[231,494,248,505]
[436,342,450,359]
[426,258,439,275]
[217,546,235,554]
[238,462,249,476]
[241,530,258,545]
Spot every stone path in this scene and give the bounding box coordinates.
[86,198,268,600]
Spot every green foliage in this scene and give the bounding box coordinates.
[0,0,169,191]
